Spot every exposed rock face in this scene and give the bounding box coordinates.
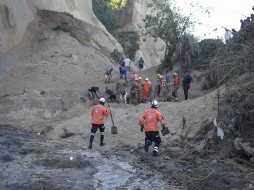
[132,0,166,68]
[0,0,122,53]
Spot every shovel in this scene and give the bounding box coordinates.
[108,105,117,134]
[161,126,170,136]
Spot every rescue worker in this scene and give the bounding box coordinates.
[88,86,102,100]
[105,68,113,84]
[154,74,162,97]
[131,78,140,105]
[138,57,144,70]
[159,78,167,102]
[172,73,180,101]
[122,57,131,73]
[89,97,111,149]
[142,78,151,103]
[182,71,192,100]
[104,87,116,102]
[116,79,126,102]
[120,90,128,104]
[119,66,127,81]
[131,72,138,81]
[139,100,168,156]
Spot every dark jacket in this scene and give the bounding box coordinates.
[182,74,192,87]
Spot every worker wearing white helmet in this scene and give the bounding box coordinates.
[139,100,168,156]
[89,97,111,149]
[142,77,152,103]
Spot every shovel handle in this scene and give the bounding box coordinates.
[109,108,115,127]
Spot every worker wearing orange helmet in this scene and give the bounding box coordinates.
[139,100,168,156]
[142,78,151,103]
[89,97,111,149]
[155,74,162,97]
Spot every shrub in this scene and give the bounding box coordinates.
[114,30,140,60]
[54,21,90,46]
[111,49,124,63]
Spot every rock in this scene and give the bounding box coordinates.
[249,184,253,188]
[211,159,217,164]
[250,157,254,163]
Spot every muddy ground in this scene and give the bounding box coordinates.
[1,124,253,190]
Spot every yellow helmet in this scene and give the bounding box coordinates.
[138,77,142,80]
[159,75,163,79]
[157,74,161,77]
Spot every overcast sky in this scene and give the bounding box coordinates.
[172,0,254,40]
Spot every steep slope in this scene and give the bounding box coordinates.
[0,0,122,53]
[0,11,120,125]
[132,0,166,67]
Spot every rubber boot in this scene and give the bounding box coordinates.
[89,135,94,149]
[145,140,151,152]
[153,146,159,156]
[100,135,105,146]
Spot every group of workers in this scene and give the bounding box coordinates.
[88,96,167,157]
[87,70,192,157]
[88,68,192,106]
[87,78,127,104]
[129,70,192,104]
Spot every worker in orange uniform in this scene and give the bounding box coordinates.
[89,97,111,149]
[139,100,168,156]
[142,78,151,103]
[172,72,180,101]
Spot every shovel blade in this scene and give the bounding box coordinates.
[111,126,118,134]
[161,127,170,136]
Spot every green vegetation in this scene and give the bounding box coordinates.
[54,21,90,46]
[93,0,140,61]
[141,0,193,71]
[92,0,132,33]
[193,39,223,69]
[114,31,140,60]
[111,49,124,63]
[173,34,200,71]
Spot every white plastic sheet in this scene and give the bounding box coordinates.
[213,118,224,140]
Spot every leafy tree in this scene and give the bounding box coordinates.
[174,34,200,71]
[94,0,127,10]
[93,0,132,32]
[108,0,127,10]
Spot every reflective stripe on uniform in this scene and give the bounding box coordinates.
[153,146,159,152]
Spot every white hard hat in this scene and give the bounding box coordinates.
[99,97,105,103]
[151,100,158,108]
[145,78,149,81]
[173,73,177,76]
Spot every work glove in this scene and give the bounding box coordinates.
[161,123,166,129]
[140,125,144,132]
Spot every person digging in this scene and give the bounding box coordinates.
[139,100,169,156]
[88,97,111,149]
